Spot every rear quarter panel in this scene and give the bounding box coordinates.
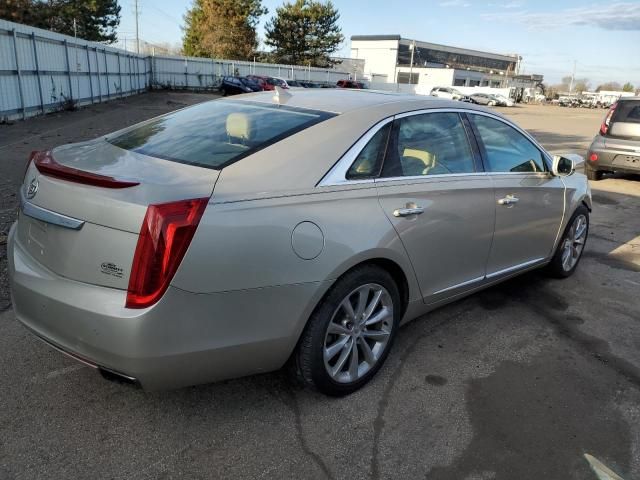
[171,184,420,301]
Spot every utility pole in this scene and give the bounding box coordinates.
[408,39,415,85]
[569,60,576,93]
[134,0,140,54]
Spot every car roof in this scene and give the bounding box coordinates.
[213,89,507,202]
[231,88,493,115]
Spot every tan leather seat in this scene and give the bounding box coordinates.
[226,113,255,146]
[402,148,437,175]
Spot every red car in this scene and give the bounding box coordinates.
[246,75,289,91]
[336,79,365,89]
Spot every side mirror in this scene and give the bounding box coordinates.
[552,155,576,176]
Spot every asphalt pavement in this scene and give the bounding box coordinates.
[0,96,639,480]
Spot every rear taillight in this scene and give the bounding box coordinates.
[33,150,139,188]
[589,152,598,162]
[125,198,208,309]
[23,150,39,180]
[600,102,617,136]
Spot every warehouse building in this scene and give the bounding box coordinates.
[350,35,542,90]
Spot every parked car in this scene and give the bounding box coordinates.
[336,79,365,89]
[219,76,262,96]
[245,75,289,91]
[430,87,464,100]
[491,94,515,107]
[9,91,591,396]
[300,81,322,88]
[586,97,640,180]
[469,93,501,106]
[286,79,305,88]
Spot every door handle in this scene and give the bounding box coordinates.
[498,195,519,206]
[393,206,425,217]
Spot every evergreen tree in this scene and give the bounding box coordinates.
[0,0,121,44]
[264,0,344,67]
[182,0,267,60]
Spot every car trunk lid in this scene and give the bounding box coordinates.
[17,139,218,290]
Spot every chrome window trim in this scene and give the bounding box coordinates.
[317,107,555,187]
[20,190,85,230]
[375,172,488,183]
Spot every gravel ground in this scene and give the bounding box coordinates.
[1,95,639,480]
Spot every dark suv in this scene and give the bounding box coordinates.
[587,97,640,180]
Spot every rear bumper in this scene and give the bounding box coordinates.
[588,140,640,173]
[8,223,326,390]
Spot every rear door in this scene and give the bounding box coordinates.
[467,113,565,277]
[375,111,495,303]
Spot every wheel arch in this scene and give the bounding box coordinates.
[286,252,418,364]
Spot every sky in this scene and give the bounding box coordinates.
[116,0,640,87]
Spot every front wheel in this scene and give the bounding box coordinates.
[292,265,401,396]
[546,206,589,278]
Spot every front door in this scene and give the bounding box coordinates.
[468,113,565,276]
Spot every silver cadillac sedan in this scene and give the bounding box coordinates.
[8,90,591,396]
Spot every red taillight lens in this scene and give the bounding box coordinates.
[126,198,208,309]
[589,152,598,162]
[600,102,617,136]
[33,150,139,188]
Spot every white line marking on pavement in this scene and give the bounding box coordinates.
[584,453,625,480]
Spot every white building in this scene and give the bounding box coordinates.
[350,35,542,91]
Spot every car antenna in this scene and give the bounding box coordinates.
[273,86,292,105]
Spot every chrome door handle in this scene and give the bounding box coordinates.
[498,195,519,206]
[393,206,425,217]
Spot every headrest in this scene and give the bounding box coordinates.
[226,113,254,142]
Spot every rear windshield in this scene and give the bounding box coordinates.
[614,100,640,123]
[108,100,333,169]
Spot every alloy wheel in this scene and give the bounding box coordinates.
[323,283,394,383]
[561,214,588,272]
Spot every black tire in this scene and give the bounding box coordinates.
[220,88,227,97]
[292,265,401,396]
[586,166,603,181]
[546,205,589,278]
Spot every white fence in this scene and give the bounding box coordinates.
[0,19,149,121]
[151,55,350,91]
[0,19,351,122]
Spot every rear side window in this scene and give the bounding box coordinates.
[346,123,392,179]
[108,100,333,169]
[382,112,476,177]
[470,114,546,173]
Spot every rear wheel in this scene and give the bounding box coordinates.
[293,265,401,396]
[546,205,589,278]
[586,166,603,181]
[220,88,227,97]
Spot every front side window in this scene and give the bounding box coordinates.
[470,114,546,173]
[108,100,334,169]
[381,112,476,177]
